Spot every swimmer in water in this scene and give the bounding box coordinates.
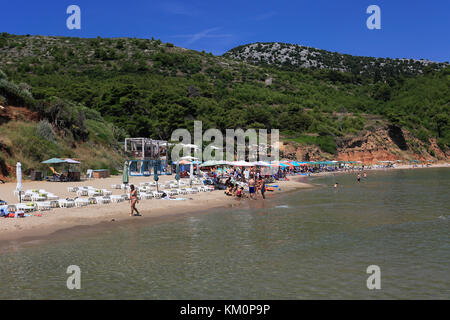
[334,182,338,188]
[363,172,367,178]
[357,174,361,182]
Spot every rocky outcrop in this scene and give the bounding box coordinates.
[0,105,39,125]
[282,125,449,163]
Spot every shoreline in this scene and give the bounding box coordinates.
[0,175,313,250]
[0,164,447,251]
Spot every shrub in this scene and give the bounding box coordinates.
[0,69,7,80]
[36,120,57,143]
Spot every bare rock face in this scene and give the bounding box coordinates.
[336,127,403,163]
[0,105,39,124]
[280,141,324,161]
[281,125,448,164]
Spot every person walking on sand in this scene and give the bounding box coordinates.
[129,185,141,216]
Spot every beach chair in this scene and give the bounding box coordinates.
[68,187,78,192]
[152,191,163,199]
[58,199,75,208]
[95,196,111,204]
[46,193,59,200]
[176,188,188,195]
[15,203,36,213]
[31,194,47,202]
[49,200,59,208]
[101,189,112,196]
[185,188,198,194]
[88,189,102,197]
[111,184,122,189]
[140,193,153,200]
[74,198,89,207]
[36,202,51,211]
[111,195,125,203]
[76,189,88,197]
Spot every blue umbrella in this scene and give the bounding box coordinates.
[41,158,66,164]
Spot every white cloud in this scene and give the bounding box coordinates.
[171,27,232,44]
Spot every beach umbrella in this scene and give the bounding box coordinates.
[181,144,200,150]
[41,158,66,164]
[64,158,81,164]
[200,160,218,167]
[254,161,271,167]
[180,156,198,161]
[16,162,22,203]
[231,161,255,167]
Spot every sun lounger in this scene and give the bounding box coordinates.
[15,203,36,213]
[58,199,75,208]
[176,189,188,195]
[111,184,122,189]
[163,189,178,196]
[152,191,163,199]
[110,195,125,203]
[68,187,78,192]
[76,189,88,196]
[88,190,102,197]
[101,189,112,196]
[140,193,154,200]
[46,193,59,200]
[36,202,51,211]
[31,194,47,202]
[95,196,111,204]
[74,198,89,207]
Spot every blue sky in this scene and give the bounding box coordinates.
[1,0,449,61]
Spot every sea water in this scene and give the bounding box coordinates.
[0,168,448,299]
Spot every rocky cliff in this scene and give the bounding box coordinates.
[281,125,449,163]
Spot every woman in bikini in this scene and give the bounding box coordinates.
[129,185,141,216]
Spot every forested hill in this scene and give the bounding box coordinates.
[224,42,449,79]
[0,33,449,164]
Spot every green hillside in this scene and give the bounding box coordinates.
[0,33,449,162]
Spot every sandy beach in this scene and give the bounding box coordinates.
[0,174,313,244]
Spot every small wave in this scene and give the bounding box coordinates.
[275,205,290,209]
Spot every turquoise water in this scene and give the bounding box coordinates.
[0,168,448,299]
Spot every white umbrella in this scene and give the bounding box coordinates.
[16,162,22,203]
[181,144,200,150]
[180,156,199,161]
[231,161,256,167]
[254,161,271,167]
